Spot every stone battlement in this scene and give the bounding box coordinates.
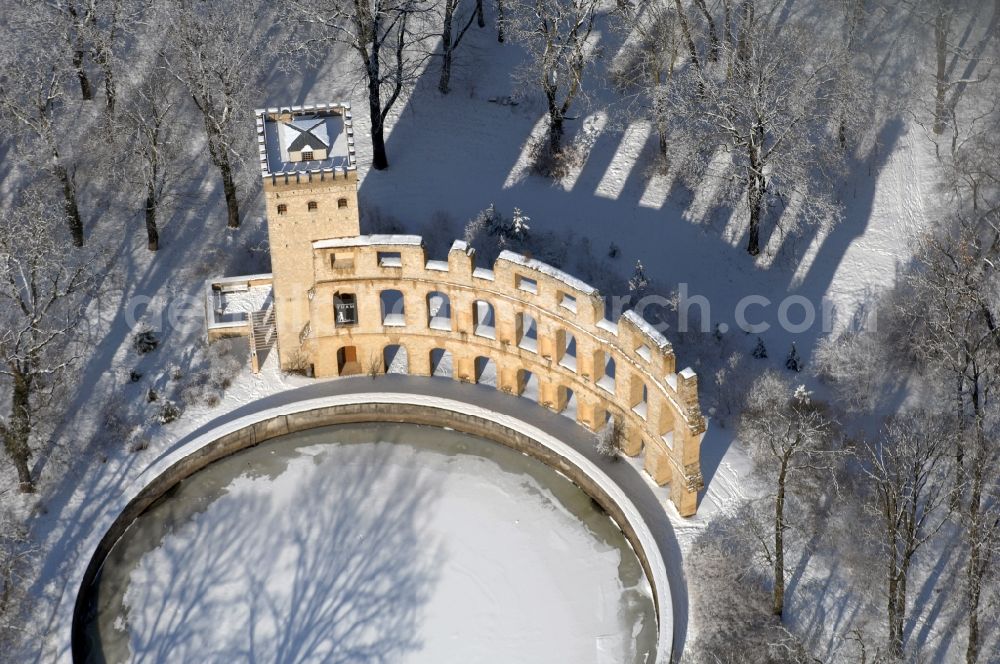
[271,234,706,516]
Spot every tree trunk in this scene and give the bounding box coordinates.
[964,389,986,663]
[965,541,981,663]
[773,459,788,617]
[199,110,241,227]
[887,558,901,657]
[145,181,159,251]
[4,366,34,493]
[737,0,755,62]
[101,53,117,114]
[933,7,950,135]
[653,73,669,161]
[53,155,84,247]
[73,49,93,100]
[895,550,914,657]
[549,116,563,154]
[746,145,765,256]
[950,369,966,511]
[439,52,454,94]
[368,71,389,170]
[219,153,240,228]
[497,0,506,43]
[723,0,732,43]
[693,0,719,60]
[546,90,564,155]
[673,0,701,69]
[656,119,668,160]
[440,0,456,94]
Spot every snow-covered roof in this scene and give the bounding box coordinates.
[281,116,331,152]
[622,310,671,350]
[596,319,619,336]
[497,250,599,296]
[473,267,495,281]
[312,234,423,250]
[256,102,355,177]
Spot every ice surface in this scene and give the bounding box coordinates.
[117,432,654,663]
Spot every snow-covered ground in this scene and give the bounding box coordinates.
[86,424,655,664]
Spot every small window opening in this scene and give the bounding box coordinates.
[276,203,287,215]
[334,293,358,326]
[301,150,314,161]
[338,198,348,209]
[378,251,402,268]
[307,201,318,211]
[330,253,354,270]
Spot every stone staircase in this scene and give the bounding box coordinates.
[248,305,276,373]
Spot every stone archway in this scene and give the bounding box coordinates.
[383,344,408,374]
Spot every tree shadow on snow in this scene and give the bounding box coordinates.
[81,440,443,663]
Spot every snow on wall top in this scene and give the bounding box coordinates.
[256,102,356,177]
[497,250,599,296]
[622,310,672,351]
[312,234,423,249]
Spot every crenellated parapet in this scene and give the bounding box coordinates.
[268,234,708,516]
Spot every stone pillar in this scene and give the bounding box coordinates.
[409,345,432,376]
[498,364,519,395]
[455,353,475,383]
[667,368,705,517]
[669,426,702,518]
[576,396,599,431]
[622,421,643,457]
[540,381,561,412]
[643,441,672,486]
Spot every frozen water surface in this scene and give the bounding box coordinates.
[81,423,656,663]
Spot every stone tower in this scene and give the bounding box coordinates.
[255,103,360,369]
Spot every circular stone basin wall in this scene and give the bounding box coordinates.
[79,423,657,663]
[68,395,675,663]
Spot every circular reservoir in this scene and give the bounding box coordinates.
[79,422,657,663]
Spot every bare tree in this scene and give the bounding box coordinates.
[958,410,1000,664]
[0,32,86,247]
[163,0,268,228]
[438,0,480,93]
[365,351,383,379]
[900,213,1000,663]
[292,0,434,170]
[945,95,1000,213]
[690,0,718,61]
[860,412,952,659]
[739,372,839,617]
[668,21,851,255]
[87,0,146,114]
[595,414,625,459]
[612,0,680,163]
[672,0,701,68]
[29,0,97,100]
[508,0,603,160]
[0,189,96,492]
[0,506,38,652]
[30,0,146,113]
[924,0,997,138]
[116,63,182,251]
